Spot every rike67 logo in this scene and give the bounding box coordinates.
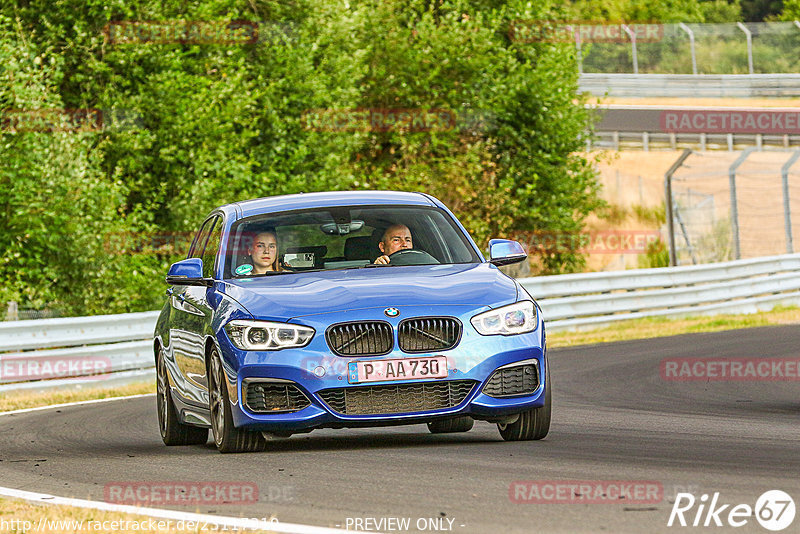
[668,490,795,531]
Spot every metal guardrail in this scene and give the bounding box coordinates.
[1,254,798,392]
[521,253,800,331]
[0,312,158,392]
[0,311,159,352]
[579,73,800,98]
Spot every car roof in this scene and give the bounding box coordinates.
[219,190,439,220]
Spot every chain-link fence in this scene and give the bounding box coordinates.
[666,149,800,265]
[572,22,800,74]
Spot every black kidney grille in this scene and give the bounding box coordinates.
[245,382,310,413]
[398,317,461,353]
[482,364,539,398]
[326,322,393,356]
[317,380,476,416]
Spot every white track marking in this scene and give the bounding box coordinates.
[0,486,359,533]
[0,393,155,416]
[0,397,366,533]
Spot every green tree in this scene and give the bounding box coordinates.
[0,16,128,314]
[1,0,607,314]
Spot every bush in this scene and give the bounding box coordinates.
[638,238,670,268]
[2,0,605,314]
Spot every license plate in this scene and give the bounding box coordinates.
[348,356,448,384]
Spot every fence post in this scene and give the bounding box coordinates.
[6,301,18,321]
[736,22,754,74]
[622,24,638,74]
[571,25,583,75]
[781,150,800,253]
[664,149,692,266]
[678,23,697,75]
[729,148,755,260]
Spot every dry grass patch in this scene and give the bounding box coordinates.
[548,306,800,348]
[0,496,278,533]
[588,96,800,108]
[0,381,154,413]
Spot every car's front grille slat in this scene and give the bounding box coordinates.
[326,321,393,356]
[317,380,476,416]
[245,382,311,413]
[398,317,461,353]
[482,364,539,398]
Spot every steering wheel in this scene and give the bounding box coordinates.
[387,249,439,266]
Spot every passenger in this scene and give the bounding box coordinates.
[248,229,283,274]
[373,224,413,265]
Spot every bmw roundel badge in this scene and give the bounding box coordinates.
[384,307,400,317]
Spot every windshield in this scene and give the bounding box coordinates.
[223,205,481,279]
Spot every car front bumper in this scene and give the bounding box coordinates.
[220,323,547,432]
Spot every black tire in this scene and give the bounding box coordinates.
[427,416,474,434]
[497,363,551,441]
[156,347,208,446]
[208,347,267,453]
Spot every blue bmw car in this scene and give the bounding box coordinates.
[154,191,549,453]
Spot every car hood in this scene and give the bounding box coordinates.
[221,263,518,321]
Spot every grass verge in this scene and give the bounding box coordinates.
[547,306,800,348]
[0,381,154,413]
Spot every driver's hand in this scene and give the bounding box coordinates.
[373,255,390,265]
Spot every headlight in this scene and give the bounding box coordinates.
[225,320,315,350]
[470,301,537,335]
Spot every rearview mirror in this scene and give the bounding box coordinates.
[165,258,213,286]
[488,239,527,266]
[320,220,364,235]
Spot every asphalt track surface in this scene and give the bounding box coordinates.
[1,325,799,533]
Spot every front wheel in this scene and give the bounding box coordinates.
[208,347,267,453]
[156,347,208,446]
[497,364,551,441]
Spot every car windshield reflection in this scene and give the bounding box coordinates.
[224,205,481,278]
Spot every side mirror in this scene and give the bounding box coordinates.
[488,239,527,266]
[166,258,213,286]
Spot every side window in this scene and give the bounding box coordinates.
[202,217,222,279]
[188,218,214,259]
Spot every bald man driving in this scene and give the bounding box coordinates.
[373,224,413,265]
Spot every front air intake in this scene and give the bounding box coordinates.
[398,317,461,353]
[326,321,393,356]
[482,363,539,398]
[244,380,311,413]
[317,380,477,416]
